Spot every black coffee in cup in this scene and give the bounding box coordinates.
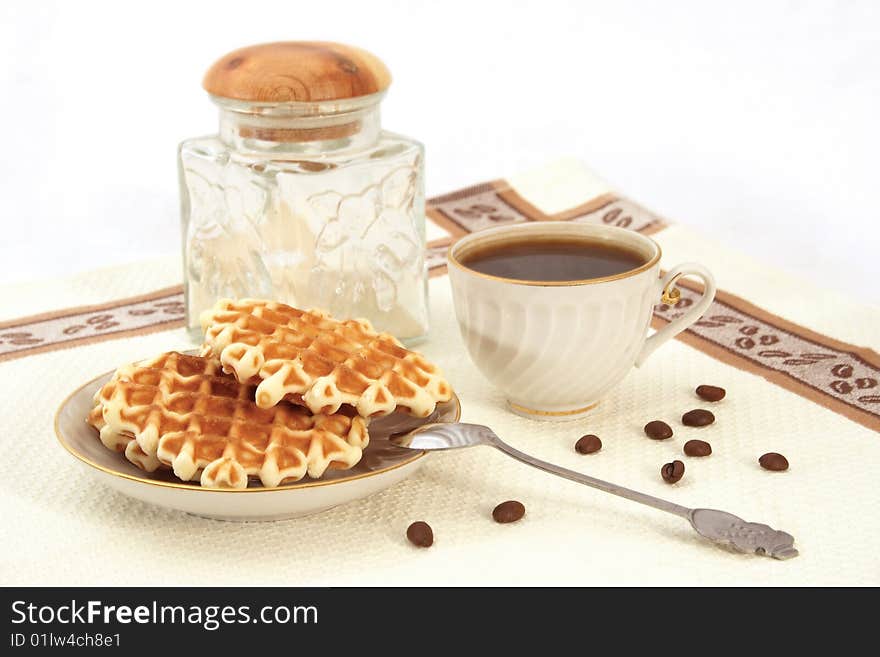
[458,236,648,282]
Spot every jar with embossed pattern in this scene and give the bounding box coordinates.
[178,42,427,341]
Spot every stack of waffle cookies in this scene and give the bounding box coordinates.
[87,300,453,489]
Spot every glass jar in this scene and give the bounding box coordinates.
[178,42,428,342]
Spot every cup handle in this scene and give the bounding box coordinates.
[635,263,716,367]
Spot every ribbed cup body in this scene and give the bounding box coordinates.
[448,222,661,417]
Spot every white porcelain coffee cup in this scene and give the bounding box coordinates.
[448,222,716,420]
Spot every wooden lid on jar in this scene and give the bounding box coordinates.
[203,41,392,103]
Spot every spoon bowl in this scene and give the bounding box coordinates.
[391,423,497,450]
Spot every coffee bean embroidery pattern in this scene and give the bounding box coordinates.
[575,197,663,233]
[651,285,880,420]
[828,362,878,402]
[0,331,43,346]
[62,314,121,335]
[153,300,185,315]
[431,188,531,233]
[453,203,514,225]
[655,295,694,315]
[601,206,633,229]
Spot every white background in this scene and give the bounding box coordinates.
[1,0,878,303]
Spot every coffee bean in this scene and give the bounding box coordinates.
[682,409,715,427]
[696,385,726,402]
[683,439,712,457]
[661,460,685,484]
[759,452,789,471]
[575,434,602,454]
[644,420,673,440]
[493,500,526,523]
[406,521,434,547]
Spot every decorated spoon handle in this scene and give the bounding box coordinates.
[491,438,798,559]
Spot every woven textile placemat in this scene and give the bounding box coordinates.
[2,159,878,585]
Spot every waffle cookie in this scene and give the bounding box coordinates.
[87,352,369,489]
[200,299,453,417]
[87,403,162,473]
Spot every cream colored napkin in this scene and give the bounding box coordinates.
[2,159,879,585]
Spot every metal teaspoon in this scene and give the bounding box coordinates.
[391,422,798,560]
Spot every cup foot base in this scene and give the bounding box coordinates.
[506,400,600,422]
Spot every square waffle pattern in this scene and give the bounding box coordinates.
[87,403,162,473]
[88,352,369,489]
[200,299,453,417]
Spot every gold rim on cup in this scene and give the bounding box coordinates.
[507,400,600,417]
[447,222,662,287]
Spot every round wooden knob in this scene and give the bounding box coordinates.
[203,41,392,103]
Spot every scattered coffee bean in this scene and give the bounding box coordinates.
[759,452,789,471]
[682,409,715,427]
[493,500,526,524]
[644,420,673,440]
[575,434,602,454]
[406,521,434,547]
[683,439,712,457]
[696,385,726,402]
[661,460,685,484]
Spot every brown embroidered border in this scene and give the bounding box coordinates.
[425,179,880,431]
[425,179,669,237]
[652,279,880,432]
[2,177,878,433]
[0,239,456,362]
[0,290,187,362]
[0,285,184,330]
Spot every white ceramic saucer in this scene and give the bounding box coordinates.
[55,371,460,521]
